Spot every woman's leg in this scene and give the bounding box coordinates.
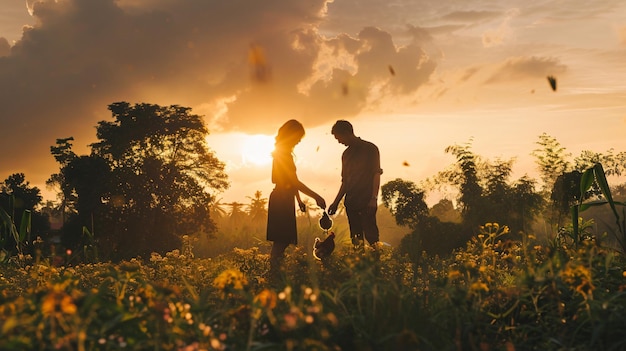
[269,241,289,277]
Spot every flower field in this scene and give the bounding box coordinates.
[1,223,626,351]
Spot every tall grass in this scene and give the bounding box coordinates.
[2,222,626,350]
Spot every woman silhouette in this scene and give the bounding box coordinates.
[267,120,326,278]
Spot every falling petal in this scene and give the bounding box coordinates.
[402,161,410,167]
[341,82,349,96]
[388,65,395,76]
[249,44,270,83]
[316,146,320,152]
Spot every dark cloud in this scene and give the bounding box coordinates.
[0,38,9,56]
[485,56,567,83]
[440,10,501,23]
[0,0,436,187]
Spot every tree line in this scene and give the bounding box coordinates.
[1,102,625,262]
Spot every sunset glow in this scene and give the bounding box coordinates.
[0,1,625,204]
[240,134,275,166]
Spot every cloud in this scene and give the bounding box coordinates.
[440,10,500,23]
[0,0,436,186]
[482,8,519,48]
[0,37,10,56]
[485,56,567,83]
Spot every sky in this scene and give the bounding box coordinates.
[1,0,625,207]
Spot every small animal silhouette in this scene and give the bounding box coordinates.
[319,211,333,230]
[313,232,335,260]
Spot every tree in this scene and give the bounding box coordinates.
[443,141,486,230]
[429,199,461,223]
[0,173,50,251]
[52,102,229,260]
[511,176,544,233]
[47,137,79,226]
[532,133,572,192]
[381,178,429,229]
[246,191,268,225]
[380,178,463,257]
[532,135,626,234]
[574,149,626,177]
[431,142,544,235]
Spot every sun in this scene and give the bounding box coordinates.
[240,134,275,166]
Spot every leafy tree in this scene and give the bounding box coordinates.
[0,173,50,251]
[52,102,228,260]
[441,141,486,230]
[47,137,79,226]
[612,183,626,199]
[532,134,626,231]
[532,133,572,192]
[428,142,545,236]
[429,199,461,223]
[1,174,42,215]
[381,178,429,229]
[224,202,246,229]
[551,171,583,216]
[574,149,626,177]
[61,155,111,253]
[247,191,268,225]
[511,176,544,233]
[381,178,465,256]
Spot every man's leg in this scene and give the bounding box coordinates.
[345,206,364,248]
[362,206,380,245]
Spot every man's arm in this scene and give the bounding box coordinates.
[368,171,381,210]
[328,182,346,215]
[368,145,382,209]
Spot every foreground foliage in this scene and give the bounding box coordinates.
[1,224,626,350]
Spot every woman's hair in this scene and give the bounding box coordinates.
[275,119,305,149]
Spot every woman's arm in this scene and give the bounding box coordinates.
[294,179,326,209]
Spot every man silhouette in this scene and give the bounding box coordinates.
[327,120,382,248]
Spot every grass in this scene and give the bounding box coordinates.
[1,223,626,351]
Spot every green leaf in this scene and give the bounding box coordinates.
[579,201,606,212]
[571,205,579,245]
[83,226,93,239]
[579,167,595,203]
[594,163,618,216]
[0,207,20,251]
[18,210,31,242]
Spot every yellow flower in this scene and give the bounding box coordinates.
[254,289,277,309]
[447,269,462,280]
[561,263,595,297]
[470,281,489,293]
[212,269,248,291]
[42,284,77,316]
